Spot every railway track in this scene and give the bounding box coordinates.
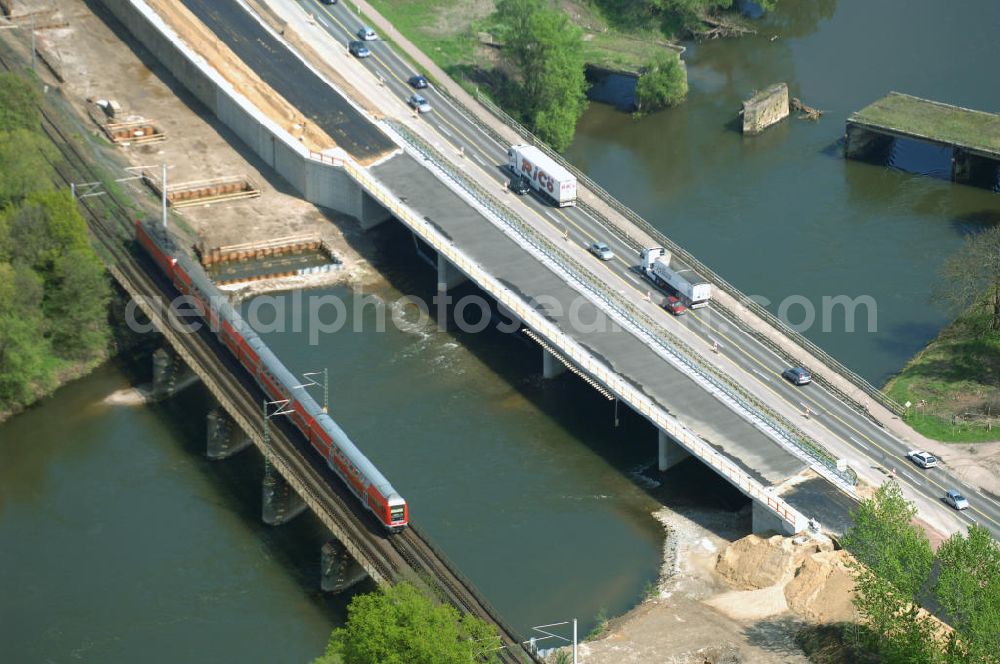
[0,51,534,663]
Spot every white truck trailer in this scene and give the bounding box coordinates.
[640,246,712,308]
[507,145,577,207]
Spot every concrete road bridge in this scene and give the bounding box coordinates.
[95,0,999,591]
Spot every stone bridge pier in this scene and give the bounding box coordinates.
[262,469,307,526]
[952,148,1000,186]
[205,407,252,460]
[321,539,367,593]
[844,125,895,162]
[151,346,197,400]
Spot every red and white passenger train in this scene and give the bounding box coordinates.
[136,219,408,531]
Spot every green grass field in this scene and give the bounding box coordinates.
[363,0,674,78]
[885,309,1000,443]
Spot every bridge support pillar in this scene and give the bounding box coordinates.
[844,124,893,161]
[151,347,180,400]
[752,499,797,536]
[321,539,367,593]
[952,148,999,186]
[262,470,307,526]
[542,347,566,379]
[206,407,251,460]
[658,430,691,471]
[437,253,467,292]
[356,190,392,231]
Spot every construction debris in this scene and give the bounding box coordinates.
[144,174,261,208]
[791,97,823,121]
[198,234,326,266]
[87,100,167,145]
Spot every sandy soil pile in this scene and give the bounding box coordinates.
[784,550,857,623]
[712,533,857,625]
[715,534,807,590]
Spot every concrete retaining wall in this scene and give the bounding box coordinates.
[98,0,385,225]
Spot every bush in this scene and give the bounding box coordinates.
[314,582,501,664]
[635,51,688,113]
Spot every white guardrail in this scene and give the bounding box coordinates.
[320,147,809,533]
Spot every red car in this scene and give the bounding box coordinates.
[664,295,687,316]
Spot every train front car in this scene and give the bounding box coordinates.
[245,323,408,531]
[314,411,409,531]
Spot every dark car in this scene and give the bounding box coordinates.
[320,0,337,4]
[664,295,687,316]
[348,41,370,58]
[408,74,428,89]
[509,175,531,195]
[782,367,812,386]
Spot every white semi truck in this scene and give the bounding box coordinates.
[507,145,577,207]
[640,246,712,308]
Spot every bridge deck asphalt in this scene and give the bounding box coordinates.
[372,153,807,486]
[178,0,395,162]
[178,0,810,489]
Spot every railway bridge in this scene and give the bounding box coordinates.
[14,49,535,660]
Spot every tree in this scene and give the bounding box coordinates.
[0,128,57,206]
[44,246,111,360]
[849,565,945,663]
[0,262,50,407]
[841,482,948,662]
[635,51,688,114]
[315,582,501,664]
[933,525,1000,662]
[4,189,92,270]
[495,0,588,151]
[939,224,1000,332]
[4,190,110,359]
[841,481,934,598]
[0,72,41,132]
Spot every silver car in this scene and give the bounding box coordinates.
[407,94,432,114]
[589,241,615,261]
[907,450,938,469]
[944,490,969,510]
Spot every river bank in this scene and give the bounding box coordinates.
[552,507,858,663]
[886,308,1000,444]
